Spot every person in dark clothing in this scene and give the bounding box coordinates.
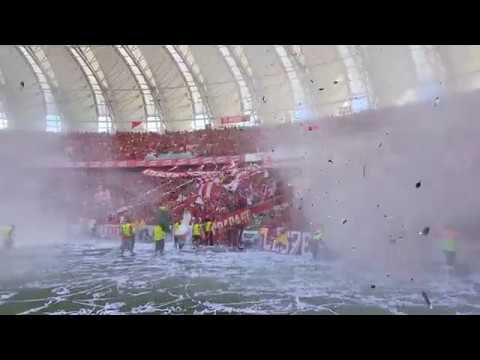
[237,225,245,250]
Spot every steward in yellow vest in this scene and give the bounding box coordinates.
[153,225,166,255]
[121,221,135,256]
[173,221,183,250]
[204,219,214,246]
[442,228,458,267]
[192,220,202,248]
[1,225,14,250]
[311,225,325,260]
[273,229,289,250]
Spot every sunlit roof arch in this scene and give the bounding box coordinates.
[285,45,321,120]
[229,46,261,122]
[17,46,63,132]
[114,45,166,133]
[336,45,375,114]
[274,45,308,122]
[217,45,257,126]
[409,45,446,82]
[164,45,213,130]
[0,66,8,129]
[67,46,115,133]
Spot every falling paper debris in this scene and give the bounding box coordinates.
[370,284,376,289]
[328,159,333,164]
[342,218,347,224]
[433,96,440,107]
[318,88,325,91]
[333,80,339,85]
[419,227,430,236]
[262,96,267,103]
[421,291,432,309]
[310,79,314,83]
[378,142,383,148]
[20,81,24,89]
[416,181,422,188]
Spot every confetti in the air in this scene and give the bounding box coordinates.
[419,227,430,236]
[421,291,432,309]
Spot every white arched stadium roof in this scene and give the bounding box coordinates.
[0,45,477,132]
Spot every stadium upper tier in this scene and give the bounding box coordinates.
[0,45,478,133]
[0,127,264,162]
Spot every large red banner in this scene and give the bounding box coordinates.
[212,196,286,232]
[220,115,250,125]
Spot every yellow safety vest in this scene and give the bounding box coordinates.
[443,238,457,252]
[193,223,201,236]
[205,221,213,233]
[122,223,133,237]
[153,225,165,241]
[174,223,181,233]
[275,232,289,246]
[0,226,13,239]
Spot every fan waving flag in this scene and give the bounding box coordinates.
[131,121,143,129]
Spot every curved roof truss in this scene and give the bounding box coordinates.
[0,66,7,129]
[274,45,306,121]
[17,45,63,132]
[115,45,166,132]
[409,45,446,83]
[164,45,213,130]
[67,45,114,133]
[337,45,374,114]
[217,45,256,126]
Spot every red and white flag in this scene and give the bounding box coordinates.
[131,121,143,129]
[198,181,223,201]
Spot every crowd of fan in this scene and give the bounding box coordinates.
[1,123,313,244]
[70,163,308,246]
[0,121,321,164]
[63,127,265,161]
